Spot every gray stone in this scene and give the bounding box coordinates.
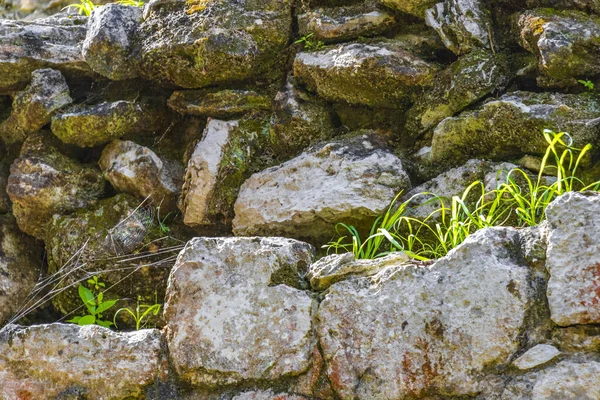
[232,133,411,242]
[139,0,292,88]
[317,228,533,399]
[430,91,600,167]
[0,323,162,399]
[164,237,316,387]
[512,344,560,370]
[167,89,271,118]
[7,132,107,239]
[232,391,308,400]
[0,68,72,145]
[99,140,184,212]
[545,192,600,326]
[82,4,143,81]
[425,0,493,55]
[293,41,438,108]
[531,361,600,399]
[0,215,42,326]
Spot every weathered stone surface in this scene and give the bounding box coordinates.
[430,91,600,166]
[232,133,411,242]
[0,68,72,145]
[318,228,533,399]
[139,0,292,88]
[0,323,162,399]
[545,191,600,326]
[379,0,437,18]
[293,41,438,108]
[0,215,42,326]
[531,361,600,398]
[298,3,397,43]
[0,15,91,92]
[164,237,316,387]
[515,8,600,86]
[406,50,512,136]
[425,0,493,55]
[308,252,410,290]
[7,132,107,239]
[512,344,560,370]
[82,4,143,81]
[45,194,178,327]
[168,89,271,118]
[232,391,308,400]
[51,98,170,147]
[99,140,184,212]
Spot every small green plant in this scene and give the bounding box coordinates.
[117,0,144,6]
[157,209,173,235]
[67,276,118,328]
[113,295,161,330]
[63,0,97,16]
[578,79,595,91]
[294,33,325,51]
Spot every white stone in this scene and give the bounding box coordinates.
[532,361,600,399]
[512,344,560,370]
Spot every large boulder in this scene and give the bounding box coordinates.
[318,228,533,399]
[138,0,292,88]
[0,324,162,399]
[167,89,272,118]
[0,14,91,92]
[293,41,438,108]
[7,132,107,239]
[545,192,600,326]
[82,4,143,81]
[51,98,170,147]
[515,8,600,87]
[0,68,72,145]
[99,140,184,212]
[164,237,316,387]
[0,215,43,327]
[232,133,411,243]
[430,91,600,167]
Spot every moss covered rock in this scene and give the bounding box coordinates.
[379,0,437,18]
[168,89,272,118]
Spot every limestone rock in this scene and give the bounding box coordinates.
[0,323,162,399]
[379,0,437,18]
[512,344,560,370]
[425,0,492,55]
[318,227,533,399]
[0,215,43,326]
[531,361,600,399]
[45,194,178,327]
[51,98,170,147]
[139,0,292,88]
[515,8,600,86]
[430,91,600,167]
[293,41,438,108]
[232,133,411,243]
[164,237,316,387]
[298,3,397,43]
[232,391,308,400]
[99,140,184,212]
[0,68,72,144]
[82,4,143,81]
[7,132,107,239]
[0,14,91,92]
[406,50,512,136]
[168,89,271,118]
[545,192,600,326]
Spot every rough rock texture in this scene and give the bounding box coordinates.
[232,391,308,400]
[0,323,162,399]
[515,8,600,86]
[531,361,600,398]
[0,15,91,92]
[425,0,492,55]
[318,228,533,399]
[99,140,184,212]
[298,3,397,43]
[430,91,600,166]
[512,344,560,370]
[0,215,42,326]
[232,134,411,242]
[168,89,271,118]
[406,50,512,136]
[0,68,72,144]
[139,0,292,88]
[379,0,437,18]
[293,41,438,108]
[45,194,178,326]
[51,98,170,147]
[7,132,107,239]
[545,191,600,326]
[82,4,143,80]
[164,237,316,387]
